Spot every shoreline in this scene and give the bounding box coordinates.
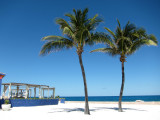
[65,101,160,105]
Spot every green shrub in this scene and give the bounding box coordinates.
[55,95,60,98]
[5,100,10,104]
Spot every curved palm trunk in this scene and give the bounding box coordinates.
[118,61,125,112]
[78,53,90,115]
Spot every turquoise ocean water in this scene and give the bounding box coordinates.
[63,95,160,102]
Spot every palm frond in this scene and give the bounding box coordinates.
[91,19,158,57]
[42,36,64,41]
[115,26,122,39]
[117,19,121,28]
[104,27,117,41]
[87,14,103,31]
[40,36,73,55]
[147,34,158,44]
[82,29,92,46]
[82,8,88,23]
[56,18,73,33]
[63,27,73,37]
[123,22,136,36]
[65,13,77,25]
[90,48,109,53]
[128,39,157,55]
[78,28,92,43]
[73,9,76,15]
[90,32,115,47]
[136,27,146,35]
[41,8,103,56]
[90,48,118,56]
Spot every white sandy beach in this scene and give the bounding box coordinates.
[0,102,160,120]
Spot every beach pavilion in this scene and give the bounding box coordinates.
[0,73,59,108]
[2,82,55,99]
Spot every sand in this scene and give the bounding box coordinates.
[0,102,160,120]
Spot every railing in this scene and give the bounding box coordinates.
[0,98,59,108]
[0,99,4,108]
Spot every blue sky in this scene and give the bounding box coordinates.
[0,0,159,96]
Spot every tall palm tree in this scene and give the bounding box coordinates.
[91,20,158,112]
[40,8,103,114]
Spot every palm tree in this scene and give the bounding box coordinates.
[40,8,103,114]
[91,20,158,112]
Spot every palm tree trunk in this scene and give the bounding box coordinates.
[118,61,125,112]
[78,53,90,115]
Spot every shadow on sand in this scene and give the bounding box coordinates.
[94,107,146,111]
[48,107,146,113]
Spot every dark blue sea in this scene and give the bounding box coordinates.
[62,95,160,102]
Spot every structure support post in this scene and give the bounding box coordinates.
[48,88,49,98]
[27,87,29,98]
[2,85,6,98]
[0,73,6,99]
[34,87,36,98]
[21,90,22,97]
[39,86,41,98]
[41,87,43,98]
[25,85,29,99]
[8,83,11,99]
[43,89,44,98]
[53,88,55,99]
[30,89,31,98]
[16,86,19,97]
[11,90,13,98]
